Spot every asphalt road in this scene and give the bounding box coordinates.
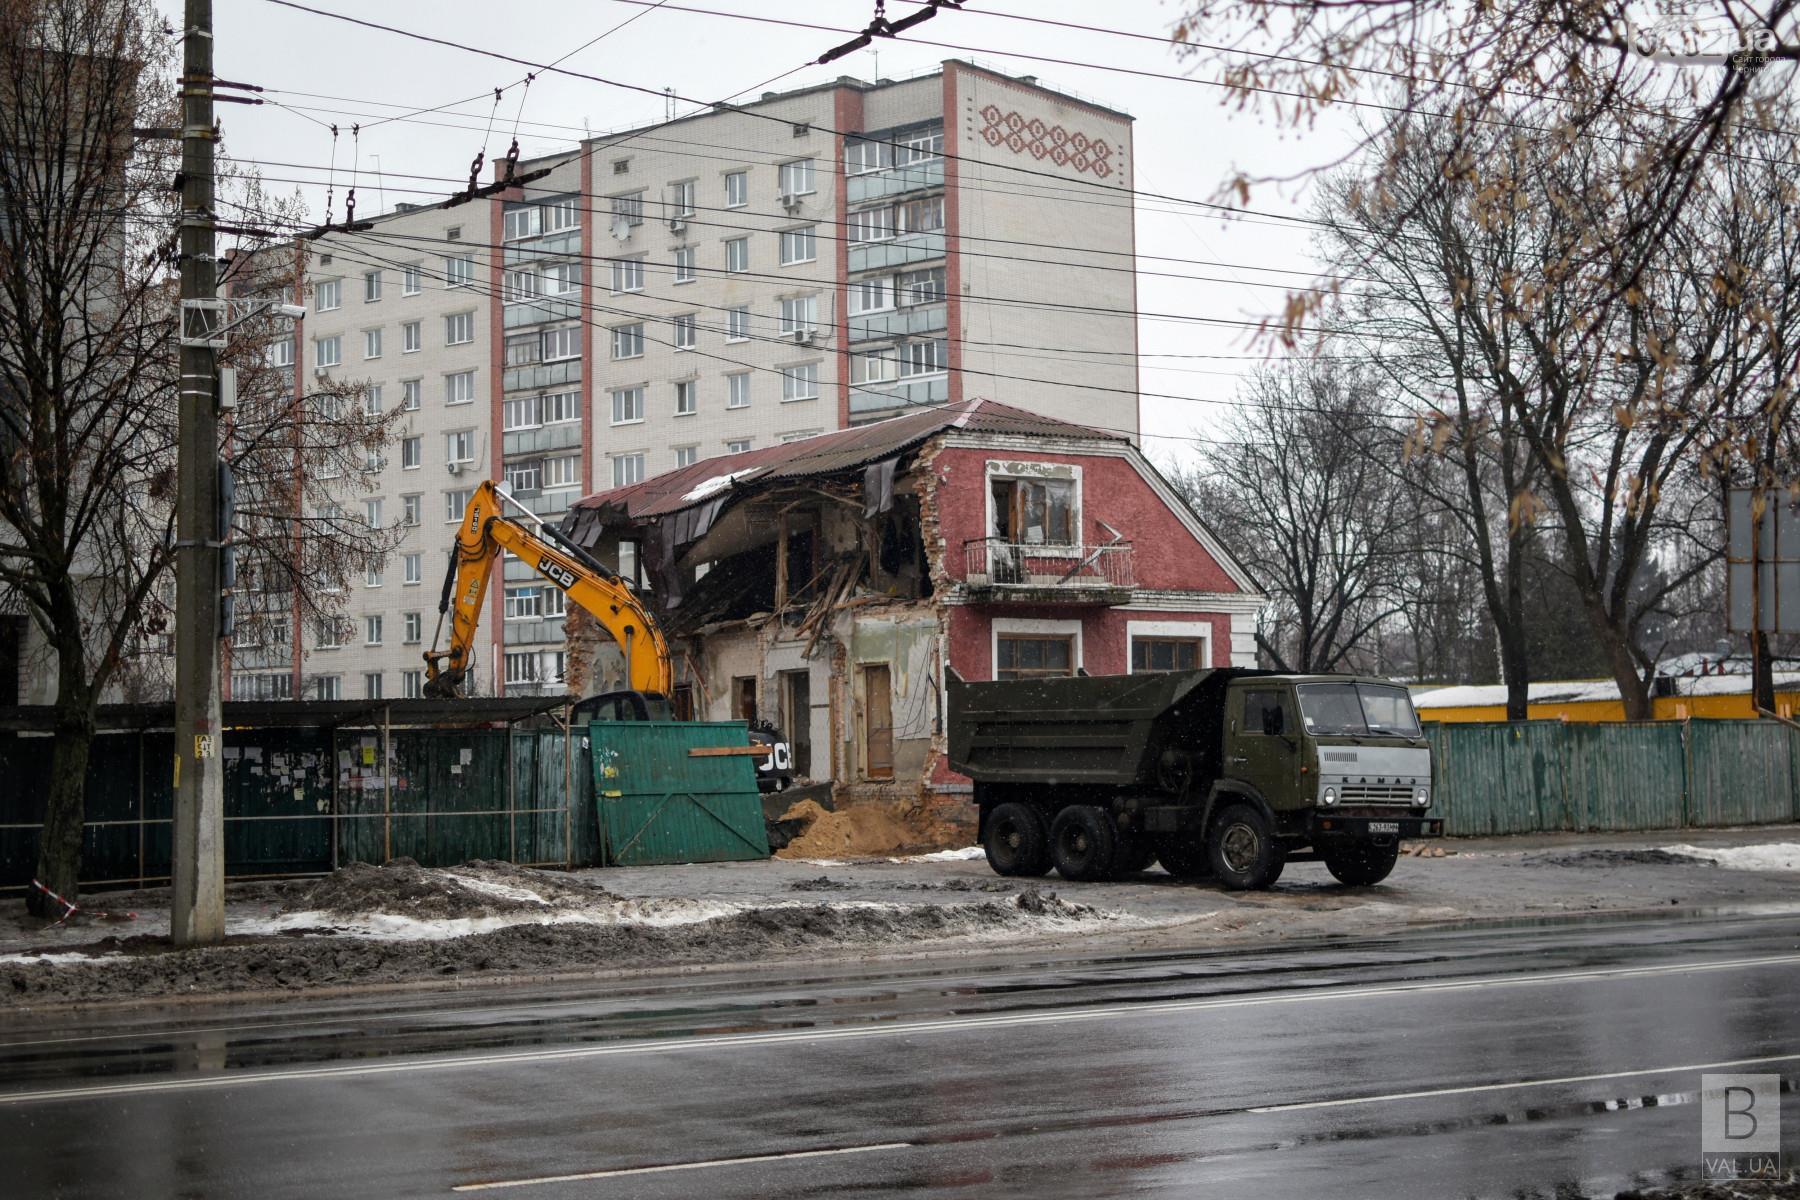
[3,910,1798,1199]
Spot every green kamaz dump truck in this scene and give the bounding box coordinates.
[947,668,1442,889]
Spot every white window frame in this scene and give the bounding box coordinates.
[402,379,422,410]
[850,278,892,315]
[363,270,381,302]
[726,373,750,409]
[726,306,750,343]
[611,387,645,425]
[673,313,697,351]
[610,191,645,227]
[446,311,475,346]
[445,370,477,405]
[725,237,748,273]
[402,321,421,353]
[403,552,422,584]
[541,324,581,363]
[675,445,698,468]
[611,324,645,360]
[611,256,645,294]
[314,336,341,368]
[673,246,696,284]
[363,328,382,360]
[445,255,476,287]
[401,436,421,469]
[612,453,646,488]
[778,295,818,336]
[364,614,384,646]
[674,380,697,416]
[778,158,816,197]
[1125,620,1215,675]
[315,278,341,311]
[446,430,475,464]
[402,265,422,296]
[990,618,1085,683]
[724,170,748,208]
[780,362,820,402]
[779,226,816,266]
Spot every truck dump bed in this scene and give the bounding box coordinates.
[948,669,1247,787]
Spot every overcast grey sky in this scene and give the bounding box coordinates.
[182,0,1362,464]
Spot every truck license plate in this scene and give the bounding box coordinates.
[1368,821,1399,834]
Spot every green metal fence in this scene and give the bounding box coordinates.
[590,721,770,867]
[1427,720,1800,835]
[0,724,586,893]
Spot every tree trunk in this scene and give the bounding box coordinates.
[1753,629,1775,715]
[29,690,95,917]
[1589,605,1654,720]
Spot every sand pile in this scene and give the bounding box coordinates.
[774,798,955,860]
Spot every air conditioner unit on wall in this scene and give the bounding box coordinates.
[446,461,463,476]
[313,365,330,379]
[791,328,814,345]
[667,217,686,234]
[779,193,801,213]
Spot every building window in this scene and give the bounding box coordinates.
[850,278,891,315]
[402,265,422,295]
[544,196,580,232]
[611,324,644,360]
[675,445,698,468]
[610,191,644,226]
[897,266,947,305]
[364,672,383,700]
[724,170,747,208]
[446,430,474,464]
[778,295,817,335]
[670,179,696,217]
[445,255,475,287]
[675,380,697,415]
[992,475,1075,546]
[850,350,893,384]
[363,270,382,302]
[897,196,944,234]
[673,313,697,350]
[611,257,645,293]
[1132,638,1204,674]
[446,311,474,345]
[402,493,421,526]
[727,373,750,409]
[315,278,341,311]
[402,321,421,353]
[611,387,645,424]
[541,324,581,362]
[544,454,581,488]
[502,395,539,431]
[844,139,885,175]
[363,498,383,528]
[726,306,750,342]
[778,158,815,197]
[403,552,422,584]
[544,262,578,295]
[445,488,473,521]
[848,206,894,244]
[315,675,342,701]
[505,459,541,493]
[505,651,541,686]
[613,453,645,487]
[364,385,384,415]
[899,338,946,377]
[445,371,476,405]
[364,560,384,588]
[779,226,816,265]
[314,336,341,368]
[363,329,382,359]
[503,205,541,241]
[503,268,540,303]
[726,438,751,454]
[505,586,542,621]
[997,635,1074,682]
[505,332,541,368]
[364,615,384,646]
[673,246,696,283]
[897,123,944,163]
[781,363,819,401]
[267,337,295,368]
[403,669,423,698]
[402,379,421,410]
[725,237,748,273]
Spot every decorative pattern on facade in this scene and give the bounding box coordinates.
[976,105,1116,178]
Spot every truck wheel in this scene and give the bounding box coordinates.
[1111,834,1157,878]
[1324,841,1400,887]
[1050,806,1117,882]
[984,803,1052,877]
[1154,834,1212,880]
[1208,803,1285,890]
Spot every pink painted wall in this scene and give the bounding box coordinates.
[930,445,1242,592]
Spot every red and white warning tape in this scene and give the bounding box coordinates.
[28,879,136,925]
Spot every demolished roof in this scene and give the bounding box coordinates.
[559,398,1124,547]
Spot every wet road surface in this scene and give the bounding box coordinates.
[3,909,1797,1198]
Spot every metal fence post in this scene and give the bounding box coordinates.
[382,707,392,864]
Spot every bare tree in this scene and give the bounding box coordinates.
[1322,109,1800,716]
[0,0,396,912]
[1177,362,1414,672]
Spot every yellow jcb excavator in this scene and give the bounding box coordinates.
[422,479,672,699]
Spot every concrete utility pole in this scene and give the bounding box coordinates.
[172,0,224,946]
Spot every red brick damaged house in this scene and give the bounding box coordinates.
[558,399,1263,827]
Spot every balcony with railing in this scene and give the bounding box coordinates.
[960,537,1135,604]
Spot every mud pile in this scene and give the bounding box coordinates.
[774,798,955,860]
[283,859,613,920]
[1531,849,1711,869]
[0,888,1103,1005]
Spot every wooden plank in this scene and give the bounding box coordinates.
[687,745,772,758]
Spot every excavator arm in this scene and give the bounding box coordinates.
[423,479,673,698]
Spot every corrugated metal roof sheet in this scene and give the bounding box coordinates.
[565,399,1122,525]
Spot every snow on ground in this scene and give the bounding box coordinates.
[234,896,749,942]
[0,952,125,966]
[1663,842,1800,872]
[892,847,987,863]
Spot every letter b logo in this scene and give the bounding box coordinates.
[1703,1074,1780,1154]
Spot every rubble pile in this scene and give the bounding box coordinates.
[773,797,957,860]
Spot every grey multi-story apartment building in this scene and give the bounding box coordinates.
[220,60,1138,701]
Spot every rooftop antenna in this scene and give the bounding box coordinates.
[664,87,675,120]
[372,153,385,212]
[871,46,880,81]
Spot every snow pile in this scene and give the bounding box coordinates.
[1663,842,1800,872]
[893,846,987,863]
